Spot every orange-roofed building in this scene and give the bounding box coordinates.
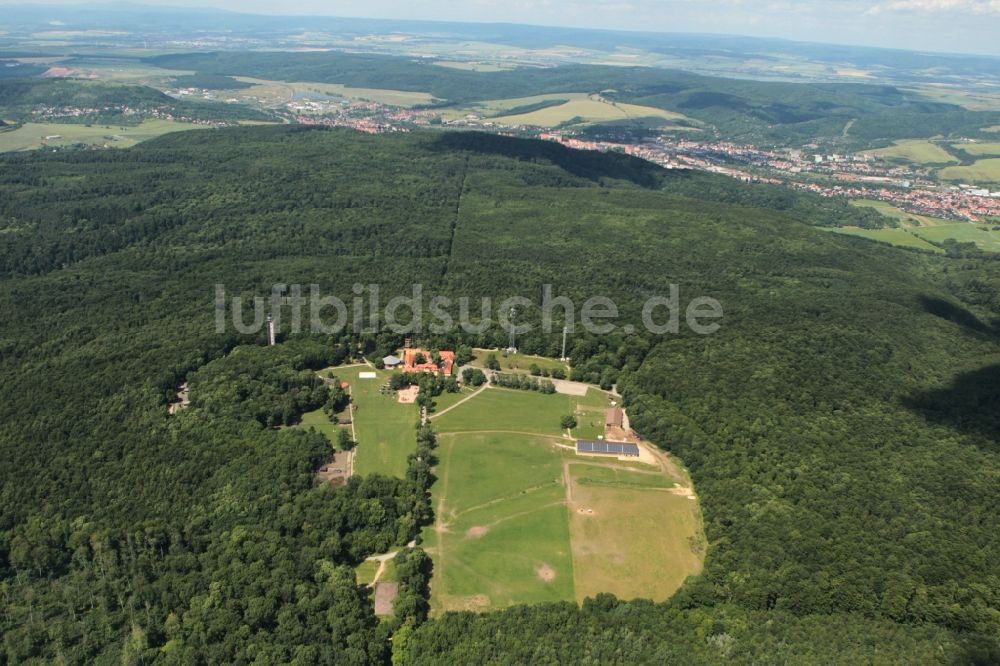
[402,348,455,376]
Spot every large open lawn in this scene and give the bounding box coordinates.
[850,199,951,227]
[567,462,702,602]
[433,385,608,438]
[350,368,419,477]
[423,431,575,612]
[422,387,703,613]
[0,119,210,152]
[866,139,958,165]
[939,158,1000,184]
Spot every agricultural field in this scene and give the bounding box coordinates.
[230,77,436,108]
[952,142,1000,157]
[422,386,703,613]
[865,139,958,164]
[840,200,1000,252]
[849,199,951,227]
[828,227,943,253]
[910,223,1000,252]
[447,92,696,129]
[0,119,209,152]
[349,367,419,477]
[939,158,1000,183]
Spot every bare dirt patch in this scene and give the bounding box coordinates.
[465,525,489,538]
[397,385,420,404]
[536,564,556,583]
[315,450,353,486]
[373,582,399,616]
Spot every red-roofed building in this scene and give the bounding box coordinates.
[402,348,455,376]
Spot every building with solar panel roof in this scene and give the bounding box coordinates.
[575,440,640,457]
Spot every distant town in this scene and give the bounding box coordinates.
[51,85,1000,224]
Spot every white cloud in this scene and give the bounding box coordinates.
[867,0,1000,14]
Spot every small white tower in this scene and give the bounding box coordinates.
[266,314,276,346]
[560,325,569,361]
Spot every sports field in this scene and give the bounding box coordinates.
[350,368,419,477]
[866,139,958,165]
[0,119,209,152]
[423,386,703,613]
[939,158,1000,183]
[433,385,607,437]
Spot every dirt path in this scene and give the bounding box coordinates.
[430,383,489,420]
[436,429,566,440]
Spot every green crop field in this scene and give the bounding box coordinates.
[828,227,944,253]
[422,387,702,613]
[866,139,958,165]
[350,368,419,477]
[230,77,436,108]
[953,142,1000,157]
[447,92,696,129]
[911,223,1000,252]
[0,119,209,152]
[939,158,1000,183]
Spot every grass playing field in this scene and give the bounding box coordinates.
[433,385,608,437]
[422,387,703,613]
[0,119,209,152]
[567,462,702,602]
[349,367,419,477]
[939,158,1000,184]
[866,139,958,165]
[422,431,575,612]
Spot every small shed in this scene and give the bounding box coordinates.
[605,407,624,428]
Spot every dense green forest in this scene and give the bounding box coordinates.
[147,51,1000,147]
[1,126,999,663]
[0,78,272,125]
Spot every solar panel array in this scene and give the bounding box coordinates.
[576,440,640,456]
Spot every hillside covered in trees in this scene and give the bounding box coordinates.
[0,126,998,663]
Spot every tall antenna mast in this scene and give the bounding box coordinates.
[266,314,276,346]
[560,325,568,361]
[507,307,518,353]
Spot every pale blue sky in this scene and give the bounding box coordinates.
[9,0,1000,55]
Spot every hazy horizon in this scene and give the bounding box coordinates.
[4,0,1000,57]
